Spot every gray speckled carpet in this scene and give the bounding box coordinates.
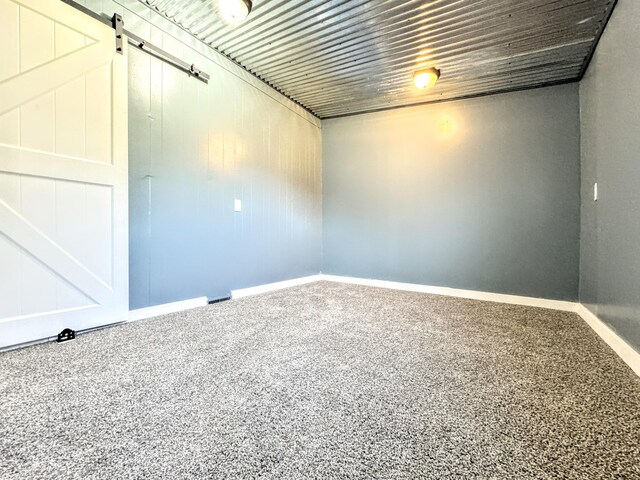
[1,281,639,479]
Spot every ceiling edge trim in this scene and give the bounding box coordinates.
[578,0,619,80]
[320,78,580,120]
[137,1,320,120]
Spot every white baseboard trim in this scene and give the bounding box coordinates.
[575,304,640,377]
[319,274,578,312]
[231,275,323,299]
[128,296,209,322]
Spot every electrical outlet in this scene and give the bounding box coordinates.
[234,199,242,212]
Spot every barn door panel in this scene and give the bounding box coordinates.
[0,0,128,348]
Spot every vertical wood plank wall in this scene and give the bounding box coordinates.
[77,0,322,308]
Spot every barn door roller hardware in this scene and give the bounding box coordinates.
[126,30,210,83]
[112,13,123,55]
[61,0,209,83]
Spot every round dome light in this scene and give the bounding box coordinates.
[219,0,253,24]
[413,68,441,89]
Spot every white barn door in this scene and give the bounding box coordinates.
[0,0,128,348]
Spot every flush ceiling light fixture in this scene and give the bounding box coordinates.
[219,0,253,24]
[413,67,441,89]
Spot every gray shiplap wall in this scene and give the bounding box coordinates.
[323,84,581,301]
[579,0,640,351]
[80,0,322,308]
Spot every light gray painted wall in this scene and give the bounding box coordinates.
[579,0,640,351]
[81,0,322,309]
[323,84,581,301]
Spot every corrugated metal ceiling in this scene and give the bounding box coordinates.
[140,0,616,118]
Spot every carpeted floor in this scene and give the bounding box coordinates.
[1,281,639,479]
